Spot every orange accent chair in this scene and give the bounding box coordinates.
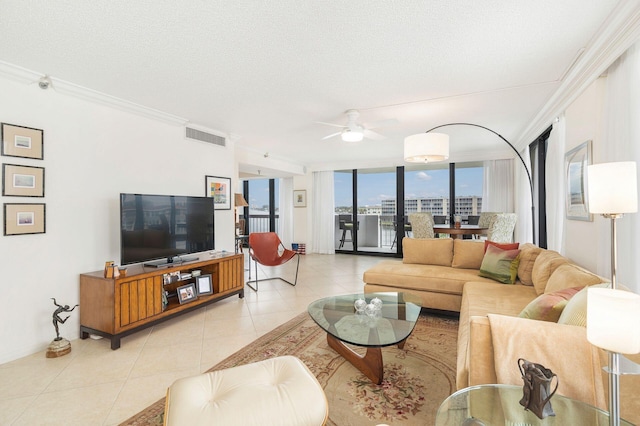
[247,232,300,291]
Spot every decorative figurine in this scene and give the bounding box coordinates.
[518,358,558,419]
[46,298,79,358]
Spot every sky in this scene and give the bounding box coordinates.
[245,166,483,209]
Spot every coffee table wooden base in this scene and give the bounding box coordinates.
[326,334,407,385]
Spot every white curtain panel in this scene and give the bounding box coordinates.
[597,42,640,291]
[311,171,336,254]
[278,177,294,249]
[482,159,515,212]
[545,114,566,252]
[514,149,534,243]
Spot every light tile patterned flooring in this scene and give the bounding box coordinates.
[0,253,382,426]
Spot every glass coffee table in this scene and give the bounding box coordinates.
[307,292,421,384]
[436,384,634,425]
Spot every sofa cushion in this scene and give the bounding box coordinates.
[402,237,453,266]
[531,249,569,295]
[452,240,485,269]
[478,244,521,284]
[516,243,542,286]
[544,263,605,294]
[483,240,519,253]
[518,286,583,322]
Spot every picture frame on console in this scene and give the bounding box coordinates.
[205,175,231,210]
[565,140,592,221]
[1,123,44,160]
[2,164,45,197]
[176,283,197,304]
[4,203,46,236]
[196,274,213,295]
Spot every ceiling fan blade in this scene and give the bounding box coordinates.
[363,129,386,140]
[322,131,342,140]
[316,121,345,128]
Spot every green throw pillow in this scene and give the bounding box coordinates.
[519,286,584,322]
[478,244,521,284]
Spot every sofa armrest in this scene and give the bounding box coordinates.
[468,316,497,386]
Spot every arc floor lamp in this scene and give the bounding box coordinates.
[404,122,536,244]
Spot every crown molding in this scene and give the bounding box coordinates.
[516,0,640,146]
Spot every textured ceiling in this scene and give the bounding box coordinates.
[0,1,622,174]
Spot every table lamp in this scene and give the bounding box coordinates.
[586,161,639,426]
[234,193,248,235]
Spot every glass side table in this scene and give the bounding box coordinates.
[436,384,634,425]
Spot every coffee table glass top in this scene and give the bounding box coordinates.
[307,292,422,347]
[436,384,633,425]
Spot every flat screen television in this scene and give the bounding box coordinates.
[120,193,215,267]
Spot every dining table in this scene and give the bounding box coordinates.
[433,224,487,239]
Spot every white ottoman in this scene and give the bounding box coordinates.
[164,355,328,426]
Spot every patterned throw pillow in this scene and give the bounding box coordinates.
[478,244,521,284]
[483,240,519,253]
[519,286,584,322]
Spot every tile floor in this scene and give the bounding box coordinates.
[0,253,382,426]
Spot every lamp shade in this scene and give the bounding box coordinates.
[587,287,640,354]
[587,161,638,214]
[342,128,364,142]
[404,133,449,163]
[234,193,248,207]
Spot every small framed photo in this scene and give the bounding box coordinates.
[293,190,307,208]
[205,175,231,210]
[176,282,197,304]
[565,140,592,221]
[196,274,213,295]
[3,164,45,197]
[4,203,46,236]
[1,123,44,160]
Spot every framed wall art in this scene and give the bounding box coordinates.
[293,190,307,208]
[1,123,44,160]
[4,203,46,236]
[565,140,592,221]
[176,282,198,304]
[2,164,45,197]
[205,175,231,210]
[196,274,213,295]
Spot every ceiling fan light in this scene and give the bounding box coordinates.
[404,133,449,163]
[342,128,364,142]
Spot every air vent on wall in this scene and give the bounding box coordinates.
[185,127,226,147]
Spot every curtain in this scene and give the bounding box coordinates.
[514,149,534,243]
[278,177,294,248]
[482,159,515,212]
[597,42,640,292]
[545,115,566,252]
[311,171,335,254]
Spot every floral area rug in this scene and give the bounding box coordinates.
[120,311,459,426]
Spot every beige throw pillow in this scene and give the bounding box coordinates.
[558,283,611,327]
[402,237,453,266]
[451,239,485,269]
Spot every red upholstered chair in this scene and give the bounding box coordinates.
[247,232,300,291]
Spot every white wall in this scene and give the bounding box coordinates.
[0,76,236,364]
[562,77,606,272]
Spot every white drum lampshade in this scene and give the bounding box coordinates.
[587,162,638,214]
[587,287,640,354]
[404,133,449,163]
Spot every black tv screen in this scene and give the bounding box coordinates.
[120,193,215,266]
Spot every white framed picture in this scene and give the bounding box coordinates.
[293,190,306,208]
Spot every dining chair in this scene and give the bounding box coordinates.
[486,213,517,243]
[408,212,434,239]
[246,232,300,291]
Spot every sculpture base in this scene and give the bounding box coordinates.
[46,338,71,358]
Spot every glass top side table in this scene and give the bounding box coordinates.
[436,384,633,425]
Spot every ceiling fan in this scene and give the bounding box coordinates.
[318,109,392,142]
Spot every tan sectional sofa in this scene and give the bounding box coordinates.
[363,237,640,424]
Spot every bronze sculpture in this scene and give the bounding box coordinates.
[51,298,78,341]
